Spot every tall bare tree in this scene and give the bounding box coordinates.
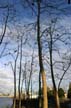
[18,36,23,108]
[8,45,19,108]
[48,26,60,108]
[37,1,48,108]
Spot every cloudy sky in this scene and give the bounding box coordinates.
[0,0,71,94]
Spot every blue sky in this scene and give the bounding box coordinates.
[0,0,71,94]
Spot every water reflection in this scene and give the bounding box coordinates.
[0,97,13,108]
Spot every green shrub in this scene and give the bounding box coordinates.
[48,90,54,97]
[58,88,65,98]
[67,88,71,99]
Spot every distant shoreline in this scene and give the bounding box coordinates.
[0,96,13,98]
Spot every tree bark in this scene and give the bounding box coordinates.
[39,72,42,108]
[13,61,16,108]
[49,27,60,108]
[13,46,19,108]
[54,90,60,108]
[37,1,48,108]
[42,70,48,108]
[18,36,23,108]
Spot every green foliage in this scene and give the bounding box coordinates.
[67,88,71,99]
[67,83,71,99]
[58,88,65,98]
[48,90,54,97]
[47,89,55,104]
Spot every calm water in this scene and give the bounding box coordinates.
[0,97,13,108]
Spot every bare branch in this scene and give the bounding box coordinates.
[0,6,9,45]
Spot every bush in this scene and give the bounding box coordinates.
[67,83,71,99]
[58,88,65,98]
[48,90,54,97]
[67,88,71,99]
[47,90,56,104]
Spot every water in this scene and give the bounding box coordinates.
[0,97,13,108]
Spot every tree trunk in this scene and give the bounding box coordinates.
[31,78,32,99]
[13,58,18,108]
[18,36,22,108]
[49,28,60,108]
[42,71,48,108]
[13,71,16,108]
[27,52,34,99]
[54,89,60,108]
[13,98,16,108]
[37,1,48,108]
[39,72,42,108]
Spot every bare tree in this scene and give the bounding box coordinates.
[48,26,60,108]
[26,49,34,99]
[37,1,48,108]
[68,0,70,4]
[8,45,19,108]
[13,46,19,108]
[57,55,71,90]
[0,5,9,45]
[18,36,23,108]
